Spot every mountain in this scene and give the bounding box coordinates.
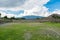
[22,15,44,19]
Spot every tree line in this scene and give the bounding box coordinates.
[0,13,60,23]
[0,13,26,20]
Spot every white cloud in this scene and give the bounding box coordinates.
[0,0,26,7]
[0,11,6,17]
[6,14,16,18]
[8,0,49,10]
[0,11,15,18]
[0,0,50,18]
[53,10,60,14]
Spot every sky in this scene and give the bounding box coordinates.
[45,0,60,12]
[0,0,60,18]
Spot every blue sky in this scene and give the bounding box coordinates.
[0,0,60,17]
[45,0,60,12]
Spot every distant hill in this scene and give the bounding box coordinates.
[42,14,60,22]
[47,14,60,19]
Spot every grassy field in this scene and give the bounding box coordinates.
[0,22,60,40]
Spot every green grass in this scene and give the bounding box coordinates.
[0,22,60,40]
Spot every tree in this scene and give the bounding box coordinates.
[20,18,26,20]
[10,17,15,19]
[0,13,1,18]
[36,18,40,20]
[3,16,8,19]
